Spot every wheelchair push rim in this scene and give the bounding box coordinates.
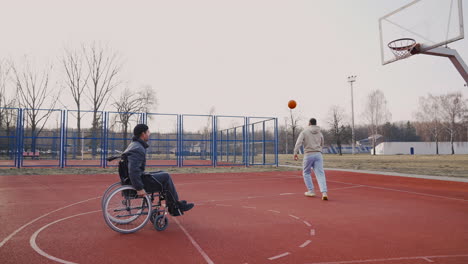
[103,185,152,234]
[101,181,122,209]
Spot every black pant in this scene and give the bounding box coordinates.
[143,171,179,206]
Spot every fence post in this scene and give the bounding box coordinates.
[246,117,250,167]
[102,111,108,168]
[275,117,279,167]
[60,110,66,168]
[177,115,181,168]
[16,108,23,168]
[262,121,266,165]
[213,115,217,167]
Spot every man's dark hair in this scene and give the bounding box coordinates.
[309,118,317,125]
[133,124,149,137]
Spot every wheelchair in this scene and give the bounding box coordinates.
[101,154,169,234]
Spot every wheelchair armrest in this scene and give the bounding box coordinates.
[107,156,120,162]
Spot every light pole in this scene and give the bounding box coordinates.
[347,75,357,154]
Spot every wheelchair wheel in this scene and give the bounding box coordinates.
[153,215,168,231]
[150,209,165,224]
[101,182,121,209]
[103,185,152,234]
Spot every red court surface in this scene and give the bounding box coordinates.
[0,170,467,264]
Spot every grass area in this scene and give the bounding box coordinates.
[280,154,468,178]
[0,165,293,176]
[1,154,467,178]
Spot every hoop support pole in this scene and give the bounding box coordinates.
[421,47,468,84]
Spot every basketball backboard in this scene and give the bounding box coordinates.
[379,0,464,65]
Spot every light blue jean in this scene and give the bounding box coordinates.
[302,152,328,193]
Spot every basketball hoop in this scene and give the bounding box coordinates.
[388,38,419,60]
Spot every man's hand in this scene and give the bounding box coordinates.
[294,154,298,161]
[137,189,147,197]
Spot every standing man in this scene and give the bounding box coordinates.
[293,118,328,200]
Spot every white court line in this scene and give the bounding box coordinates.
[173,217,215,264]
[193,185,362,205]
[303,221,312,227]
[177,175,302,186]
[330,185,365,191]
[0,196,100,248]
[304,254,468,264]
[268,252,290,260]
[267,210,280,213]
[329,180,468,202]
[279,164,468,183]
[299,240,312,248]
[310,229,315,236]
[30,210,101,264]
[288,214,300,220]
[422,257,434,263]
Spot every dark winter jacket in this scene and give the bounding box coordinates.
[123,136,149,190]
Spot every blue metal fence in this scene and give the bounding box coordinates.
[0,108,19,167]
[0,107,278,168]
[20,108,64,168]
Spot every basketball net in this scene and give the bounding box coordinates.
[388,38,418,60]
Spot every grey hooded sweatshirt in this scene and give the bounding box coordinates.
[293,125,324,155]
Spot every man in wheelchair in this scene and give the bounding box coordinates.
[125,124,194,216]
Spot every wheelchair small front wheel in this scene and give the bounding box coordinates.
[150,209,165,224]
[154,215,168,231]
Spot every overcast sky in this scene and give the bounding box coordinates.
[1,0,467,129]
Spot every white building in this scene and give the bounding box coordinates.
[372,142,468,155]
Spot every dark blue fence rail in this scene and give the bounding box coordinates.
[0,108,278,168]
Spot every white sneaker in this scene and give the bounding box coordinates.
[304,191,316,197]
[322,192,328,201]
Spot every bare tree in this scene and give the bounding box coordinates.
[138,85,157,115]
[202,106,215,157]
[288,109,301,154]
[0,59,10,126]
[439,92,466,154]
[327,105,347,155]
[62,47,90,157]
[113,87,155,149]
[0,60,18,158]
[11,57,58,153]
[84,43,121,156]
[363,90,391,155]
[415,94,442,154]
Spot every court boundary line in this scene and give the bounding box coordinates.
[329,180,468,202]
[179,172,468,203]
[173,217,215,264]
[191,185,366,204]
[0,196,100,248]
[304,254,468,264]
[280,165,468,183]
[29,210,101,264]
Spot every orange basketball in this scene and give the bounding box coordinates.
[288,100,297,109]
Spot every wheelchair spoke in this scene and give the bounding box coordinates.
[103,186,152,233]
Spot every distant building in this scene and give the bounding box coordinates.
[356,134,383,148]
[372,142,468,155]
[322,144,372,154]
